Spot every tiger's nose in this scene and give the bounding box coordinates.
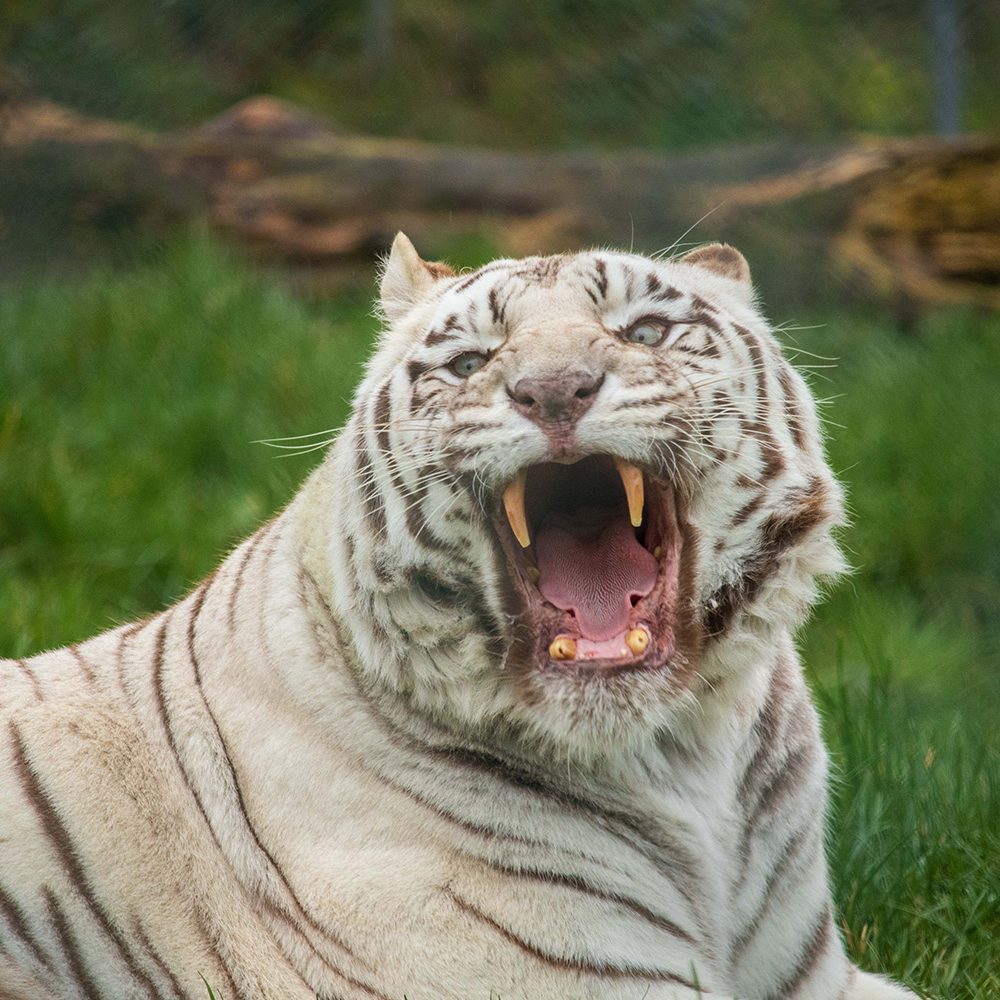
[507,371,605,425]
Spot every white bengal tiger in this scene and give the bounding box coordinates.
[1,235,920,1000]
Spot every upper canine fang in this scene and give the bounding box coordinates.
[614,459,645,528]
[502,471,531,548]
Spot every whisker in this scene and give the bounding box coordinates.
[653,203,728,262]
[257,438,337,451]
[254,425,341,444]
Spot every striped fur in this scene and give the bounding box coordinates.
[0,237,919,999]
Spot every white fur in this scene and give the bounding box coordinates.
[0,242,921,999]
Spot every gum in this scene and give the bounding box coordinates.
[572,624,651,661]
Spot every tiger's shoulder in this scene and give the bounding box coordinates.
[0,535,321,1000]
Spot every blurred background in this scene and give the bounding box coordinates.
[1,2,998,996]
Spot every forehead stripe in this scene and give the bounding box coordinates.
[488,286,507,325]
[425,330,459,347]
[594,258,609,298]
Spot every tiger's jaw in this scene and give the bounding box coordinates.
[494,455,684,676]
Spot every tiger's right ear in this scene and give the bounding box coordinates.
[379,232,455,325]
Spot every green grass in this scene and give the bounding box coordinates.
[0,234,378,653]
[820,662,1000,998]
[2,233,998,997]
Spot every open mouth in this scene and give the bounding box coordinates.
[496,455,682,674]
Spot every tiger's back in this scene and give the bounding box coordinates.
[1,237,919,1000]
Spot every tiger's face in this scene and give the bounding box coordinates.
[333,235,843,755]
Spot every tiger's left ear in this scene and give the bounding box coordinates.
[678,243,754,304]
[379,232,456,325]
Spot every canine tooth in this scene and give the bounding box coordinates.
[625,627,650,655]
[614,459,644,528]
[528,565,540,584]
[653,545,663,559]
[549,636,577,661]
[502,471,530,548]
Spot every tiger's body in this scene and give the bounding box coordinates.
[1,237,919,1000]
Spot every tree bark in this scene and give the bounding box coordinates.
[2,94,997,309]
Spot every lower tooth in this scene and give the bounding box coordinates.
[626,627,651,655]
[528,566,540,584]
[549,636,577,661]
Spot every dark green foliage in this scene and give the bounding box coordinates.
[3,1,999,147]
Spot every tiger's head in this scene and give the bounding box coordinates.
[325,234,844,758]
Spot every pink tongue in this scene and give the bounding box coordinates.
[535,508,658,642]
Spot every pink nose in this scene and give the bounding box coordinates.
[507,371,604,425]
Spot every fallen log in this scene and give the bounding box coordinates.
[2,93,997,309]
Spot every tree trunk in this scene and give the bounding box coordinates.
[2,94,997,309]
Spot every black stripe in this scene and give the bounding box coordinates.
[375,378,460,556]
[373,380,400,473]
[747,741,817,828]
[300,566,708,956]
[186,579,369,967]
[354,425,388,543]
[150,610,216,840]
[737,663,792,809]
[446,419,506,435]
[453,267,503,295]
[704,481,829,639]
[488,286,506,325]
[486,863,697,946]
[227,525,270,633]
[777,364,808,450]
[0,880,55,972]
[406,359,433,384]
[730,818,821,966]
[42,888,104,1000]
[731,493,764,527]
[445,887,699,988]
[69,645,96,684]
[300,566,703,914]
[120,616,155,640]
[9,725,160,997]
[738,331,786,484]
[133,923,185,1000]
[13,659,42,701]
[594,258,609,298]
[256,898,392,1000]
[424,330,459,347]
[766,907,833,999]
[686,336,721,360]
[116,616,155,690]
[194,913,239,1000]
[691,310,722,334]
[613,392,682,412]
[736,739,818,889]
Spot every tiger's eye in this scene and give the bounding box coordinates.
[450,352,489,378]
[624,321,667,347]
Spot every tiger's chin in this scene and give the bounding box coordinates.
[490,454,702,749]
